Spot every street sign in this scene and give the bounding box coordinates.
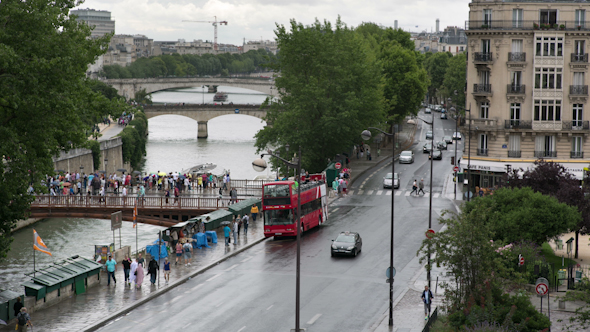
[425,229,435,239]
[111,211,122,231]
[453,166,459,172]
[386,266,396,279]
[535,277,549,296]
[335,162,342,170]
[518,254,524,266]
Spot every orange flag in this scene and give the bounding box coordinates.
[33,229,52,256]
[132,203,138,228]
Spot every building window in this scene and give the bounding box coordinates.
[574,72,585,86]
[535,135,557,157]
[508,134,521,157]
[540,9,557,25]
[480,102,489,119]
[478,134,488,156]
[534,99,562,121]
[510,103,521,121]
[536,37,563,57]
[513,9,523,28]
[575,40,585,55]
[460,46,464,52]
[572,136,583,158]
[535,68,562,89]
[576,10,586,28]
[573,104,584,127]
[483,9,492,26]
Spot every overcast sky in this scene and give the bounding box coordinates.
[75,0,470,45]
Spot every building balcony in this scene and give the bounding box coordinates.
[508,150,521,158]
[534,151,557,158]
[473,84,492,96]
[473,52,493,64]
[465,20,590,31]
[571,53,588,63]
[507,84,525,95]
[570,85,589,95]
[508,52,526,62]
[571,151,584,159]
[532,121,562,131]
[562,120,590,130]
[504,120,532,129]
[476,148,488,156]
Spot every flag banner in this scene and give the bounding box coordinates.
[133,202,138,228]
[33,229,52,256]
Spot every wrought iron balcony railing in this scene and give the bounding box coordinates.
[474,52,493,62]
[508,52,526,62]
[477,148,489,156]
[571,53,589,63]
[534,151,557,158]
[508,150,521,158]
[571,151,584,158]
[465,20,589,31]
[504,120,532,129]
[473,84,492,94]
[507,84,525,94]
[562,120,590,130]
[570,85,589,95]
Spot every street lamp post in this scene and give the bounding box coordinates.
[202,85,205,105]
[252,146,302,332]
[361,127,395,326]
[417,113,434,291]
[449,103,472,201]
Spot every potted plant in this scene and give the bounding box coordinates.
[578,25,582,30]
[534,23,539,30]
[560,24,565,30]
[553,23,559,29]
[481,24,488,29]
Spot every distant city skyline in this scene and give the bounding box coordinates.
[75,0,470,45]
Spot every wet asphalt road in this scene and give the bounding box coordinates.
[96,111,461,332]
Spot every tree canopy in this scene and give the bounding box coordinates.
[0,0,130,258]
[442,53,466,108]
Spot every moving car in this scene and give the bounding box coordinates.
[426,130,433,140]
[444,135,453,144]
[436,141,447,150]
[399,150,414,164]
[440,113,447,119]
[452,131,462,140]
[383,172,400,189]
[425,108,432,114]
[423,142,433,153]
[331,231,362,257]
[428,149,443,160]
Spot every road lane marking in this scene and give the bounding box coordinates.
[168,295,182,305]
[377,190,383,195]
[331,208,339,213]
[434,193,440,198]
[183,322,191,328]
[191,283,204,291]
[394,191,401,196]
[241,257,253,263]
[237,326,246,332]
[348,190,354,195]
[367,190,373,195]
[424,193,430,197]
[307,313,322,325]
[224,264,239,272]
[405,191,411,196]
[358,190,364,195]
[207,273,223,281]
[266,304,274,310]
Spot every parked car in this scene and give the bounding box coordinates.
[399,150,414,164]
[423,142,433,153]
[331,231,362,257]
[425,108,432,114]
[434,105,442,112]
[437,141,447,150]
[452,131,462,140]
[383,172,400,189]
[426,130,433,140]
[444,135,453,144]
[429,149,443,160]
[440,113,447,119]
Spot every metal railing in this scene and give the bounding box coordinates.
[508,150,521,158]
[505,120,532,129]
[31,195,235,209]
[563,120,590,130]
[473,84,492,94]
[571,53,589,63]
[473,52,493,62]
[571,151,584,158]
[507,84,526,94]
[476,148,488,156]
[570,85,589,95]
[422,307,439,332]
[534,151,557,158]
[508,52,526,62]
[465,20,590,31]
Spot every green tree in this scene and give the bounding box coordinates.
[424,52,451,104]
[255,18,385,172]
[0,0,125,258]
[442,53,466,107]
[463,187,581,245]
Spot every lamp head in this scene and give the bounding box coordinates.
[252,158,267,172]
[361,130,372,141]
[450,107,456,112]
[285,143,290,152]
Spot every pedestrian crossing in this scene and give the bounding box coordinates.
[347,189,441,198]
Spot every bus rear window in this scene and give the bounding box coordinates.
[264,184,290,197]
[264,209,293,226]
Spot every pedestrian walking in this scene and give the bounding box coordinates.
[147,257,159,285]
[105,254,117,286]
[122,254,132,285]
[163,257,170,283]
[183,240,192,266]
[418,178,425,196]
[165,189,170,204]
[13,297,23,318]
[341,179,348,196]
[224,223,231,246]
[230,188,238,204]
[250,204,258,222]
[175,241,183,265]
[421,285,434,320]
[242,214,249,235]
[410,179,418,196]
[236,215,242,235]
[174,186,179,204]
[16,307,32,332]
[137,253,145,268]
[129,258,138,286]
[233,219,238,245]
[135,261,144,289]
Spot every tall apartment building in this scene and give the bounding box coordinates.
[462,0,590,193]
[70,8,114,38]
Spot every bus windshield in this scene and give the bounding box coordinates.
[264,184,291,197]
[264,209,293,226]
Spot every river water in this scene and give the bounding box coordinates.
[0,86,268,293]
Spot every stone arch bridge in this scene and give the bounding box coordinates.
[102,77,274,100]
[142,104,269,138]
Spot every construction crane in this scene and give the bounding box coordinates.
[182,16,228,51]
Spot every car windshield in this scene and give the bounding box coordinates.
[424,143,432,148]
[394,173,399,179]
[427,131,432,135]
[401,151,412,157]
[444,136,451,140]
[385,173,393,179]
[335,234,355,243]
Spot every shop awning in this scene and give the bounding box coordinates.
[459,159,590,179]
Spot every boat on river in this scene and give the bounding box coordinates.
[213,92,228,102]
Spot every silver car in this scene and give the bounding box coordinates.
[399,150,414,164]
[383,172,399,189]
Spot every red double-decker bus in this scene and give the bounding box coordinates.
[262,179,328,237]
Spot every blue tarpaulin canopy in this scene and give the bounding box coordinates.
[193,233,210,249]
[146,244,168,261]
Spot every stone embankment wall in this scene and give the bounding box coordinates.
[53,137,128,174]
